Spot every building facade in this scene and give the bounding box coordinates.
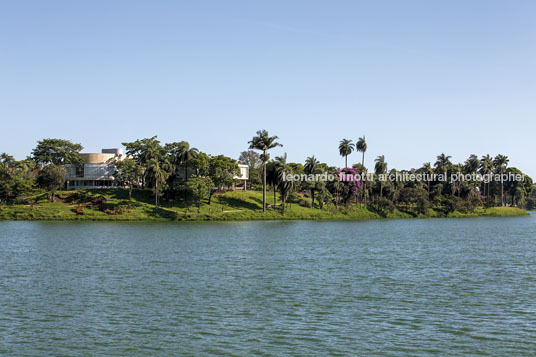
[65,148,123,189]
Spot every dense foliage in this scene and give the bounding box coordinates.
[0,133,533,217]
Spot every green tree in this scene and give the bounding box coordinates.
[191,152,210,177]
[114,158,144,202]
[356,136,367,206]
[304,155,320,208]
[419,162,434,197]
[123,136,162,164]
[164,141,185,182]
[123,136,165,188]
[239,150,261,171]
[0,154,17,204]
[1,156,36,204]
[434,153,452,178]
[338,139,354,168]
[505,167,529,207]
[239,150,262,189]
[374,155,387,198]
[463,155,480,199]
[493,154,509,206]
[398,187,430,214]
[185,176,213,213]
[178,142,199,181]
[464,154,480,174]
[208,155,240,203]
[147,158,169,207]
[451,164,463,197]
[266,159,278,208]
[248,130,283,212]
[479,154,493,201]
[275,154,294,215]
[32,139,83,166]
[36,164,66,201]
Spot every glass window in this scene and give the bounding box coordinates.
[75,166,84,178]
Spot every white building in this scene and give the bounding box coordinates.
[234,164,249,190]
[65,148,123,189]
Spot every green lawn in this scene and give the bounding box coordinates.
[0,189,529,222]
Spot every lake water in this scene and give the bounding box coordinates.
[1,214,536,355]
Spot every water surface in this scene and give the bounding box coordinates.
[1,214,536,355]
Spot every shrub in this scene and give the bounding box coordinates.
[72,204,87,215]
[398,187,430,214]
[299,199,312,208]
[376,197,395,213]
[90,195,107,211]
[443,196,467,213]
[105,206,126,215]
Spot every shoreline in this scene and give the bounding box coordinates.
[0,206,529,223]
[0,189,529,223]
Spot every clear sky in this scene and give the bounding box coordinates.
[1,0,535,176]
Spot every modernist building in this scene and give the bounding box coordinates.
[65,148,249,190]
[65,148,123,189]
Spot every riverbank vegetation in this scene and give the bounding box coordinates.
[0,131,534,221]
[0,189,528,221]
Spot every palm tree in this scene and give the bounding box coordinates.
[374,155,387,197]
[451,164,463,197]
[179,142,199,181]
[304,155,320,208]
[464,154,479,174]
[493,154,509,206]
[356,136,367,206]
[248,130,283,212]
[463,154,480,197]
[147,158,168,207]
[338,139,354,168]
[420,162,434,197]
[434,153,452,179]
[479,154,493,200]
[275,154,294,215]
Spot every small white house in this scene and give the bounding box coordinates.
[233,164,249,190]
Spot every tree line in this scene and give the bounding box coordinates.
[246,131,534,214]
[0,137,240,211]
[0,133,534,214]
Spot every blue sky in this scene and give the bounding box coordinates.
[1,1,535,176]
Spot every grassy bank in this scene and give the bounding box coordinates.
[0,189,529,222]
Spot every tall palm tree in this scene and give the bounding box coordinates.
[479,154,493,200]
[493,154,509,206]
[338,139,354,168]
[374,155,387,198]
[434,153,452,178]
[248,130,283,212]
[304,155,320,208]
[179,142,199,181]
[147,158,168,207]
[356,136,367,206]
